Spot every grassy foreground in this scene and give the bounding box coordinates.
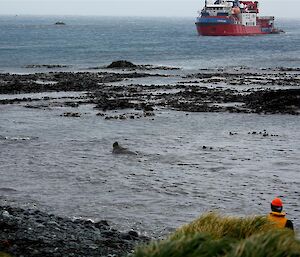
[132,213,300,257]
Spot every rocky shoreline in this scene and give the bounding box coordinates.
[0,205,149,257]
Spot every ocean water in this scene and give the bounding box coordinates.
[0,15,300,72]
[0,104,300,236]
[0,16,300,237]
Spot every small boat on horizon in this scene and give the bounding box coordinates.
[54,21,66,25]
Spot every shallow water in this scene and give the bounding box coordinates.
[0,102,299,236]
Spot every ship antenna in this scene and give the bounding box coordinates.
[205,0,207,8]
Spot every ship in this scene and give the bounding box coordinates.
[196,0,283,36]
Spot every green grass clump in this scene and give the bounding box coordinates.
[171,212,273,240]
[134,234,233,257]
[132,212,300,257]
[0,253,13,257]
[229,229,300,257]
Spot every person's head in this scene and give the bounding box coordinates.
[113,142,119,148]
[271,197,283,213]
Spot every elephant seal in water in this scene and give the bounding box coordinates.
[112,142,137,155]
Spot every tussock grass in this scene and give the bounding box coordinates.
[0,253,13,257]
[133,234,233,257]
[229,229,300,257]
[171,212,273,240]
[132,212,300,257]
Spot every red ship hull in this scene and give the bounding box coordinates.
[195,0,279,37]
[196,23,267,36]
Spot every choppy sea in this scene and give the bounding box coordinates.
[0,16,300,72]
[0,16,300,237]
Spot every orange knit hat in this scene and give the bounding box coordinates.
[271,198,283,207]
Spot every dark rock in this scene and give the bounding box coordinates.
[94,220,109,229]
[1,69,299,116]
[24,64,68,68]
[0,205,149,257]
[128,230,139,238]
[94,96,135,111]
[62,112,81,117]
[142,104,154,112]
[0,71,162,94]
[65,102,79,108]
[244,89,300,115]
[107,60,137,69]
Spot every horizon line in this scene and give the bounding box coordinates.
[0,14,299,19]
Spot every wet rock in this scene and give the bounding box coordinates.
[24,64,69,69]
[94,220,110,229]
[107,60,137,69]
[128,230,139,238]
[0,205,149,257]
[94,95,136,111]
[64,102,79,108]
[99,111,154,121]
[142,104,154,112]
[106,61,179,71]
[0,71,162,94]
[0,97,39,105]
[143,111,155,117]
[244,89,300,115]
[1,68,299,116]
[62,112,81,117]
[276,67,300,72]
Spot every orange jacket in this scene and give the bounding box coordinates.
[268,212,288,228]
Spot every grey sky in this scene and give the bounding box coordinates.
[1,0,299,18]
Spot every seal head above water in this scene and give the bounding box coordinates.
[112,142,137,155]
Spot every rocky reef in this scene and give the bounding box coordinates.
[0,63,299,115]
